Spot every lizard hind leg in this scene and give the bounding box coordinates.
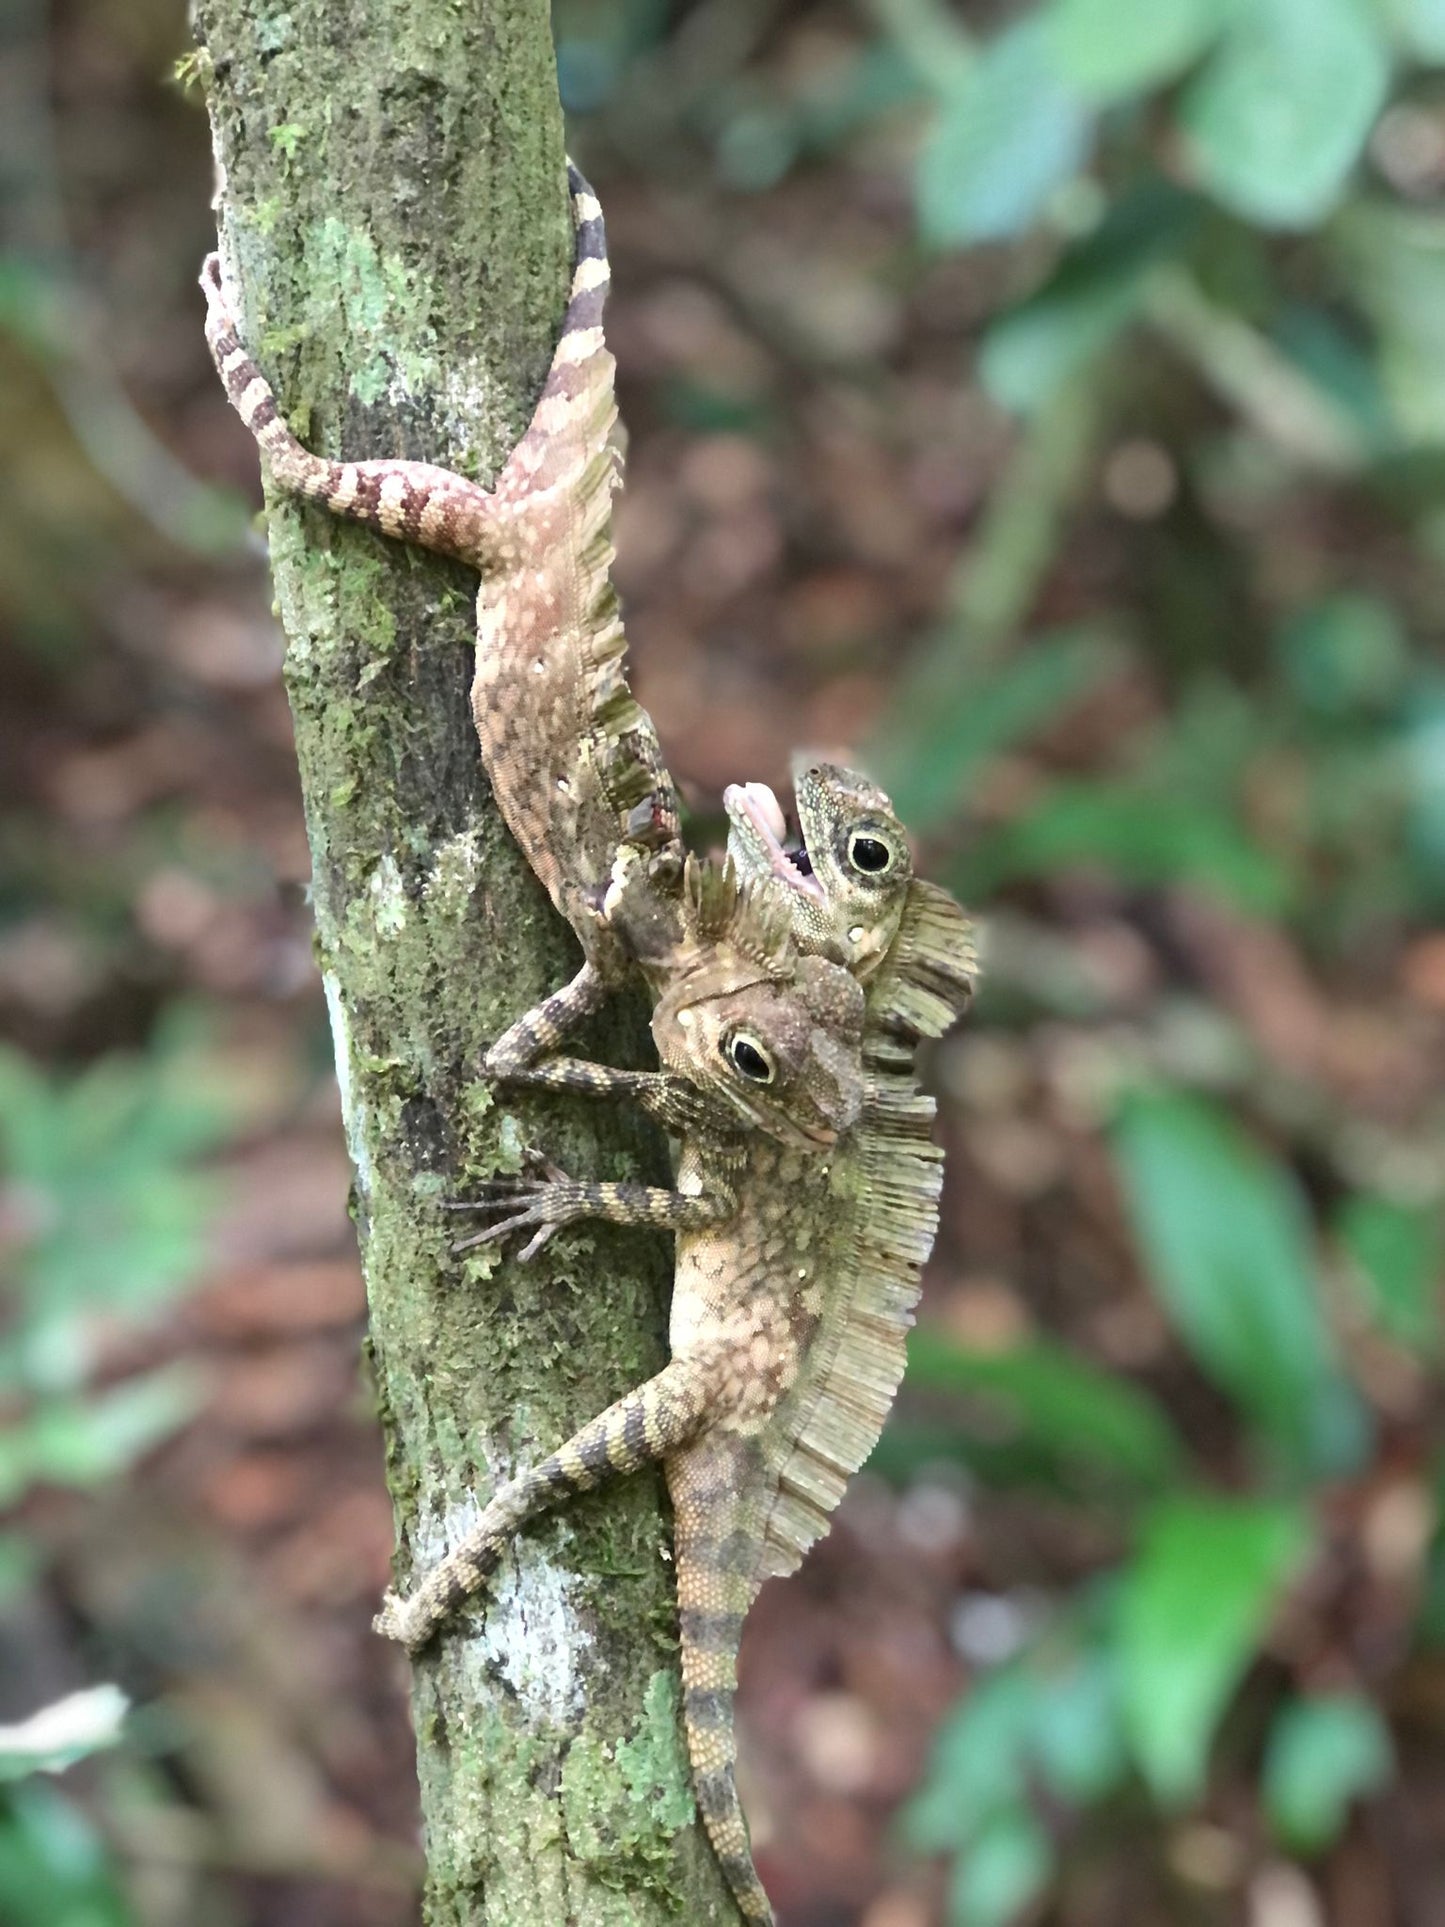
[200,163,611,572]
[374,1354,716,1652]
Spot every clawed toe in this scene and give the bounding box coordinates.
[449,1199,561,1261]
[450,1220,513,1255]
[442,1182,529,1210]
[443,1151,577,1260]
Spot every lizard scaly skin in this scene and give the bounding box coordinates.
[202,167,683,1062]
[199,168,971,1925]
[506,773,979,1922]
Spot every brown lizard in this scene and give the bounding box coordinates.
[201,165,975,1922]
[400,765,977,1923]
[202,165,684,1079]
[202,165,880,1921]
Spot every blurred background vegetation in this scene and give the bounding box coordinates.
[2,0,1443,1922]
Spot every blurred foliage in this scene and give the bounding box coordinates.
[548,0,1445,1914]
[654,0,1445,1916]
[3,0,1444,1920]
[0,1782,133,1927]
[0,1013,225,1532]
[0,1016,231,1927]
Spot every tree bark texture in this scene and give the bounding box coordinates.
[193,3,740,1919]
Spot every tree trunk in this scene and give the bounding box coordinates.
[193,3,739,1918]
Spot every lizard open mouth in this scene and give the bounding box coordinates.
[722,781,827,905]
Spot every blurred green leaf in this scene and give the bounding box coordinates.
[917,21,1091,247]
[1337,1195,1441,1356]
[0,255,63,360]
[1030,1651,1129,1803]
[947,1806,1052,1927]
[40,1370,199,1486]
[1403,687,1445,891]
[1111,1091,1367,1473]
[1119,1496,1313,1803]
[906,1671,1036,1853]
[1385,0,1445,60]
[1179,0,1390,229]
[981,183,1200,413]
[0,1784,132,1927]
[0,1370,202,1508]
[1336,204,1445,442]
[907,1329,1186,1493]
[908,1640,1125,1911]
[1275,595,1411,719]
[878,624,1121,830]
[959,781,1292,914]
[1047,0,1227,101]
[1272,306,1394,448]
[0,1688,128,1783]
[0,1539,40,1609]
[0,1039,226,1354]
[1263,1693,1393,1852]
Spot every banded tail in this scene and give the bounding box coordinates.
[198,163,612,568]
[669,1436,775,1925]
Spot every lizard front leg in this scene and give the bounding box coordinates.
[373,1353,718,1652]
[448,1156,740,1262]
[482,963,608,1078]
[493,1052,725,1138]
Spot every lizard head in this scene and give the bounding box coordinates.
[723,753,912,982]
[652,952,865,1152]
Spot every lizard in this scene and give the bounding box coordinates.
[391,761,977,1925]
[200,164,974,1922]
[201,162,686,1081]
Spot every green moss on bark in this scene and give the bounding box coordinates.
[194,2,739,1918]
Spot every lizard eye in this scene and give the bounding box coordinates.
[724,1031,775,1084]
[848,831,895,875]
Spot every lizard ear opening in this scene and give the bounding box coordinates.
[722,1030,776,1084]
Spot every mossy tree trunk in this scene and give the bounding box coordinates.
[194,3,738,1918]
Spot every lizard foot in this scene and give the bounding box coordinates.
[198,252,236,333]
[373,1589,439,1653]
[446,1150,588,1262]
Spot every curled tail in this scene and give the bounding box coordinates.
[669,1439,775,1925]
[198,163,611,568]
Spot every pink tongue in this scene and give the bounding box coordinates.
[741,782,786,844]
